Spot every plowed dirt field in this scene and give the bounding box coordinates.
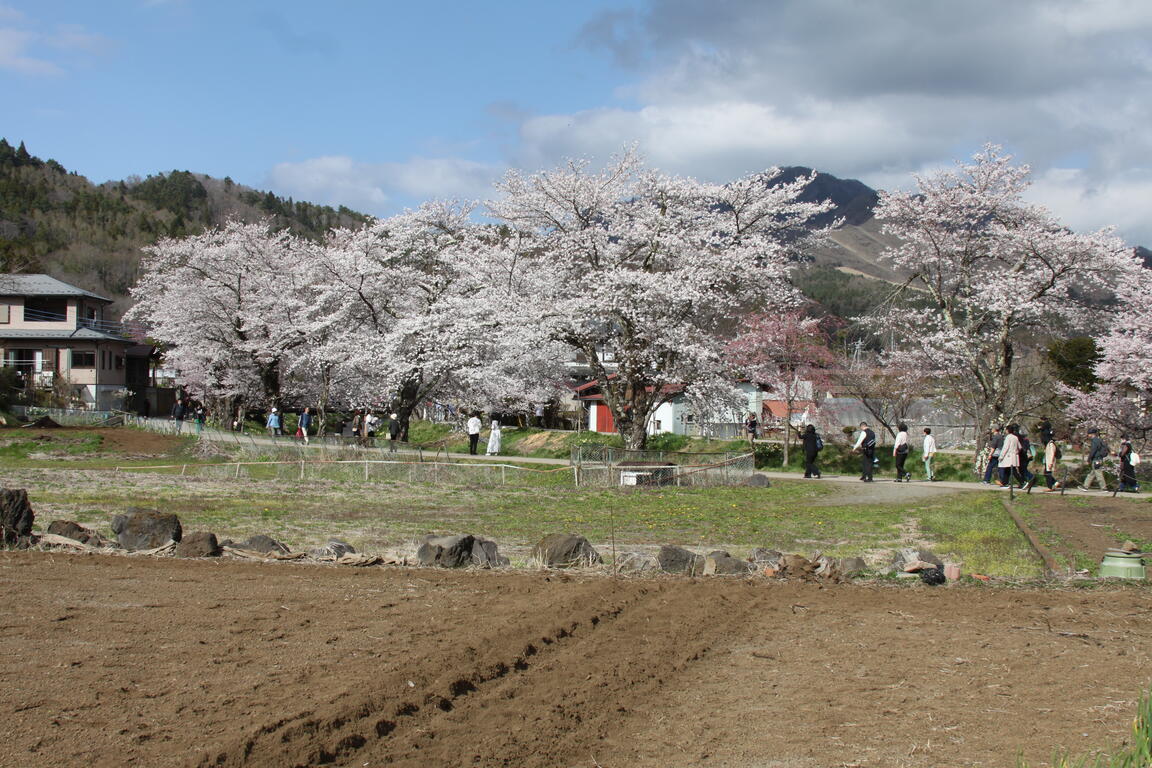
[3,551,1150,768]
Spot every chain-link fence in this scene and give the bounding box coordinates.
[11,405,122,426]
[571,444,755,488]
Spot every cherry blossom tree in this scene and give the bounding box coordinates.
[488,151,834,449]
[727,311,835,465]
[868,145,1143,440]
[126,221,312,417]
[1066,276,1152,448]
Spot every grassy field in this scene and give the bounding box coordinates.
[0,424,1042,576]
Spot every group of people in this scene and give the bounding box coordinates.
[847,422,939,483]
[466,411,503,456]
[978,420,1141,493]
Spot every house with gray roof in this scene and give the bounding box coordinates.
[0,274,140,409]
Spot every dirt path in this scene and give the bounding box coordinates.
[3,551,1151,768]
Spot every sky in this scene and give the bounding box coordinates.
[4,0,1152,245]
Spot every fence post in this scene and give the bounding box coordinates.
[364,461,369,481]
[502,466,506,485]
[300,460,305,480]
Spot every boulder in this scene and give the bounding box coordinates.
[46,520,115,548]
[744,474,771,488]
[176,532,221,558]
[0,488,34,544]
[837,556,867,576]
[471,537,509,568]
[750,548,784,568]
[615,552,658,573]
[703,553,754,576]
[532,534,602,568]
[779,554,816,579]
[417,534,477,568]
[180,531,221,557]
[110,507,182,551]
[657,545,704,575]
[238,534,290,555]
[891,548,943,573]
[310,539,357,559]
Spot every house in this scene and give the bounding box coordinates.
[0,274,139,410]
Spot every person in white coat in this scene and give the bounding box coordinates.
[922,428,937,481]
[485,417,502,456]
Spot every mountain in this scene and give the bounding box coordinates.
[0,138,371,313]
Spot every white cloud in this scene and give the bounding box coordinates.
[267,155,500,216]
[527,0,1152,245]
[0,27,61,75]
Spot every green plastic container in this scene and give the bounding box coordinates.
[1098,551,1146,579]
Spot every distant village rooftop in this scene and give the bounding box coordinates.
[0,274,111,302]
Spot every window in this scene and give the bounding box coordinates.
[0,305,9,324]
[72,351,95,368]
[24,297,68,322]
[115,355,124,370]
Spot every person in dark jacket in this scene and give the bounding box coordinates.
[388,412,401,453]
[852,422,876,482]
[801,424,822,478]
[1082,428,1110,490]
[298,406,313,445]
[982,426,1003,484]
[1118,438,1139,492]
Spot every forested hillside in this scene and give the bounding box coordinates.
[0,139,370,313]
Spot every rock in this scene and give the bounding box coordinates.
[780,554,816,579]
[0,488,34,544]
[109,507,182,551]
[176,532,221,558]
[837,556,867,576]
[751,548,784,568]
[744,474,771,487]
[532,534,602,568]
[657,545,704,575]
[471,537,509,568]
[890,548,943,573]
[814,555,843,582]
[703,553,753,576]
[310,539,357,559]
[615,551,658,572]
[417,534,477,568]
[46,520,115,548]
[238,534,290,555]
[706,550,732,560]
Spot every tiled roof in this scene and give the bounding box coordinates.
[0,274,111,302]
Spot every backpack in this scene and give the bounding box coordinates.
[1054,445,1062,461]
[1131,451,1141,467]
[815,435,824,452]
[863,429,876,452]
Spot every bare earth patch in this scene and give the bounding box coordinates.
[2,551,1150,768]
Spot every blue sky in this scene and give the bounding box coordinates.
[4,0,1152,244]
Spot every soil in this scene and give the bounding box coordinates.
[4,552,1152,768]
[1028,493,1152,566]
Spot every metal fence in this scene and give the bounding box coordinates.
[571,444,755,488]
[11,405,122,426]
[114,458,574,488]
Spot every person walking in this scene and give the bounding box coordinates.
[922,428,937,481]
[485,416,502,456]
[1017,431,1036,489]
[801,424,822,478]
[892,423,912,482]
[388,412,401,453]
[1082,428,1110,490]
[997,424,1022,487]
[982,427,1004,484]
[1118,438,1139,492]
[364,411,378,447]
[194,405,206,434]
[745,412,759,444]
[266,407,281,438]
[1035,416,1053,448]
[298,406,312,445]
[852,422,876,482]
[1042,437,1062,491]
[467,411,482,455]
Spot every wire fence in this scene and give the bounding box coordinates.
[571,444,756,488]
[11,405,122,426]
[113,458,575,488]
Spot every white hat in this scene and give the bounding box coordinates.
[390,413,398,419]
[271,407,278,412]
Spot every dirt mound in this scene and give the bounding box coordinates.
[1,552,1149,768]
[22,416,62,429]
